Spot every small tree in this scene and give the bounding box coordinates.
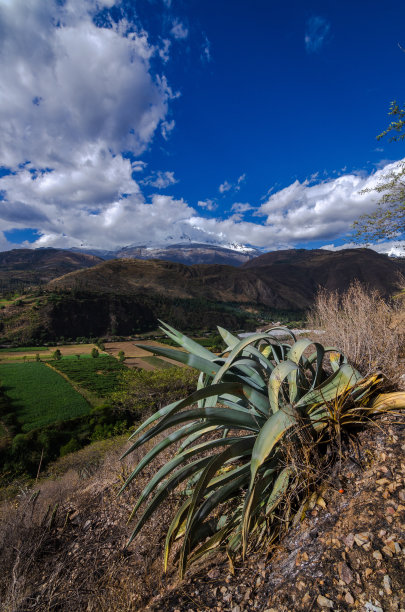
[53,349,62,361]
[35,353,40,362]
[91,347,99,358]
[118,350,125,362]
[354,100,405,242]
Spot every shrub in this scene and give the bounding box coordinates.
[119,321,405,577]
[113,367,198,417]
[53,349,62,361]
[60,438,81,457]
[91,348,99,359]
[307,280,404,383]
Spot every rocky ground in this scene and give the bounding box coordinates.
[149,416,405,612]
[0,416,404,612]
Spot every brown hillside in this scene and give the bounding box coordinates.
[48,249,405,310]
[0,248,103,288]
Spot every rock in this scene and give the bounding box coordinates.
[354,533,370,546]
[383,574,392,595]
[365,603,383,612]
[345,591,355,605]
[344,533,355,548]
[317,595,334,608]
[373,550,383,560]
[208,569,219,579]
[376,478,390,485]
[384,540,397,554]
[338,562,354,584]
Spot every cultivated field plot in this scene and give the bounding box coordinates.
[0,362,90,432]
[0,343,101,362]
[104,340,185,370]
[51,355,127,397]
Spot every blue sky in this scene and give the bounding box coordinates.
[0,0,404,253]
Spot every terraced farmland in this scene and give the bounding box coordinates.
[51,354,127,397]
[0,362,91,432]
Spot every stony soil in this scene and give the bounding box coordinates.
[0,416,403,612]
[149,416,405,612]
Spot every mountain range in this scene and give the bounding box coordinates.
[1,245,404,343]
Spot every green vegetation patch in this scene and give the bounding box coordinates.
[141,356,176,370]
[0,362,90,432]
[51,354,127,397]
[0,346,49,353]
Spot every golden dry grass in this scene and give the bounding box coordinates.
[307,281,405,384]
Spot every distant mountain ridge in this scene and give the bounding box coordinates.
[48,247,405,309]
[69,241,262,266]
[2,246,405,343]
[0,248,103,289]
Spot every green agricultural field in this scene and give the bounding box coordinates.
[0,362,91,432]
[0,346,49,353]
[51,355,127,397]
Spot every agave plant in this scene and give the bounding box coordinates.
[119,321,405,577]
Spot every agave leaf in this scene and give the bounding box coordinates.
[187,523,234,565]
[175,425,218,455]
[176,469,251,566]
[297,364,363,412]
[264,326,297,343]
[184,474,249,564]
[164,497,193,571]
[128,436,247,515]
[265,467,292,515]
[124,381,260,457]
[261,343,283,363]
[136,343,220,377]
[217,326,240,350]
[286,339,325,401]
[230,358,268,389]
[213,333,289,384]
[126,456,212,546]
[369,391,405,412]
[242,407,298,554]
[241,467,277,555]
[118,422,207,494]
[179,437,255,577]
[268,360,300,413]
[158,320,217,360]
[138,406,264,452]
[240,345,277,374]
[193,469,251,528]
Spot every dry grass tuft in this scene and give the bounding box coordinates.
[307,280,405,384]
[0,434,180,611]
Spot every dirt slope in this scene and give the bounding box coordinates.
[151,416,405,612]
[0,415,403,612]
